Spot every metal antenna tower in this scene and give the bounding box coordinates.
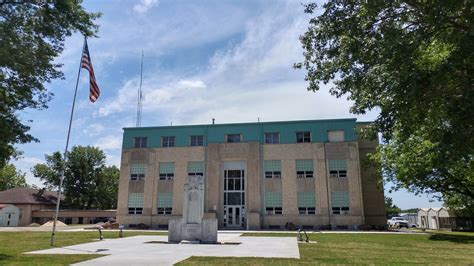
[136,51,144,127]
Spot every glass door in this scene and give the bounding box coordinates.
[226,206,242,227]
[223,164,245,228]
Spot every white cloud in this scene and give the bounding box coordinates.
[20,156,44,166]
[177,80,206,89]
[96,1,370,127]
[95,135,122,150]
[50,0,375,154]
[133,0,159,14]
[12,156,45,187]
[97,79,139,116]
[83,123,105,136]
[105,153,121,167]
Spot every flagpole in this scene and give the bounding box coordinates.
[50,37,87,246]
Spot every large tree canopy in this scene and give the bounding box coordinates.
[33,146,119,209]
[0,163,27,191]
[0,2,100,168]
[297,2,473,212]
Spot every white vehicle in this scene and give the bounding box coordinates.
[387,217,410,228]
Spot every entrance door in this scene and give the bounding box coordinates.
[226,206,242,227]
[223,161,245,229]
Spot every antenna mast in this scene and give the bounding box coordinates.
[136,51,144,127]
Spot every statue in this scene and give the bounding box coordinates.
[183,176,204,224]
[168,175,217,243]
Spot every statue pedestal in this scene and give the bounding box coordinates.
[168,175,218,244]
[168,218,217,244]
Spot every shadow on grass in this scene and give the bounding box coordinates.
[428,233,474,244]
[0,254,13,261]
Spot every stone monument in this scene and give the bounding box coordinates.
[168,175,218,243]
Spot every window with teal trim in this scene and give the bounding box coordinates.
[265,192,282,215]
[264,160,281,178]
[190,135,203,146]
[188,161,204,176]
[128,193,144,215]
[296,131,311,143]
[328,160,347,178]
[328,130,345,142]
[130,163,146,181]
[157,193,173,215]
[331,191,350,214]
[159,162,175,180]
[296,159,314,178]
[264,132,279,144]
[297,192,316,215]
[226,134,241,143]
[162,136,175,147]
[134,137,147,148]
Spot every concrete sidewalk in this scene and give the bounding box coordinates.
[26,233,300,265]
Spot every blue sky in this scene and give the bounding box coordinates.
[13,0,442,209]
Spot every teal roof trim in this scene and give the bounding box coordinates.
[122,118,359,148]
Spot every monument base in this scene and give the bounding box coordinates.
[168,218,218,244]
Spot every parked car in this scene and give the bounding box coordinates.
[387,217,410,228]
[408,222,417,228]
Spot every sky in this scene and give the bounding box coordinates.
[12,0,442,209]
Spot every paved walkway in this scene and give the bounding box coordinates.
[26,233,300,265]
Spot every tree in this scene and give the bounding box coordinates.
[32,146,119,209]
[401,208,418,214]
[385,196,401,218]
[0,2,100,168]
[443,194,474,218]
[297,2,473,212]
[0,163,27,191]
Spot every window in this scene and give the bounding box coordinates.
[190,135,204,146]
[265,171,281,178]
[265,207,282,215]
[157,207,172,215]
[264,160,281,178]
[264,132,280,144]
[224,170,245,191]
[188,161,204,176]
[130,163,146,181]
[296,160,314,178]
[157,193,173,215]
[134,137,147,148]
[128,208,143,215]
[331,191,350,215]
[265,192,282,215]
[332,207,349,215]
[329,160,347,178]
[296,131,311,143]
[298,192,315,215]
[128,193,144,215]
[162,136,175,147]
[328,130,345,142]
[299,207,316,215]
[226,134,241,143]
[159,162,175,180]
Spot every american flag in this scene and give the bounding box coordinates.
[81,40,100,103]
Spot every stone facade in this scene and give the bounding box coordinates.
[116,119,386,229]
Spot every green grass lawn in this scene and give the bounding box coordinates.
[0,230,165,265]
[1,230,473,265]
[179,231,474,265]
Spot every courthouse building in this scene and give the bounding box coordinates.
[117,118,386,229]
